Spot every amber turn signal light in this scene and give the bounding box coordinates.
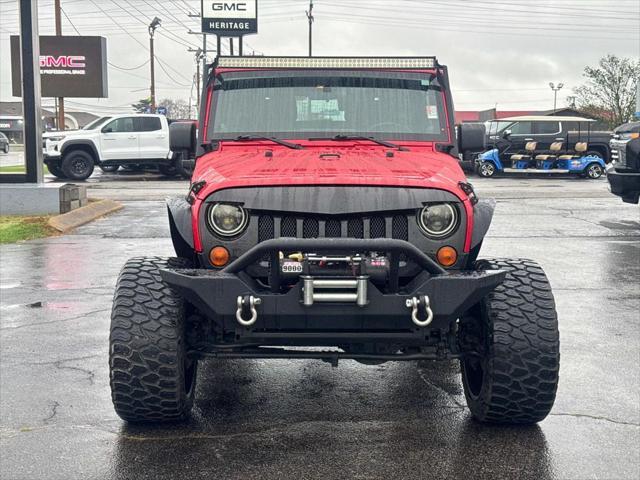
[436,246,458,267]
[209,246,230,267]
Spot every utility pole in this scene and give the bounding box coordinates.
[54,0,64,130]
[306,0,314,57]
[148,17,161,113]
[187,11,208,105]
[549,82,564,112]
[187,46,206,117]
[196,59,200,105]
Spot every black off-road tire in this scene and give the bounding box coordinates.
[109,256,197,423]
[46,162,67,179]
[61,150,95,180]
[460,258,560,424]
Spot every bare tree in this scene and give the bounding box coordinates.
[157,98,191,119]
[574,54,640,128]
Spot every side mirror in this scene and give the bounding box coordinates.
[102,127,112,133]
[502,129,512,139]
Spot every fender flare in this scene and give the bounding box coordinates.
[471,198,495,249]
[167,196,195,259]
[60,140,100,163]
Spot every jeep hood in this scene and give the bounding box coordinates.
[193,146,468,200]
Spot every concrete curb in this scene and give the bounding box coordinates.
[48,199,123,232]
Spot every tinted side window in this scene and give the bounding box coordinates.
[136,117,162,132]
[535,122,560,134]
[510,122,532,135]
[104,117,135,133]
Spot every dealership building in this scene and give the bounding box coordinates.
[0,101,99,144]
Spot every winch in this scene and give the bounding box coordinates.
[278,251,390,283]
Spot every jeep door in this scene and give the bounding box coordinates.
[100,117,140,160]
[136,116,169,159]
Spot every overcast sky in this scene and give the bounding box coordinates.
[1,0,638,116]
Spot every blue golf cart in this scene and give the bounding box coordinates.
[475,116,606,179]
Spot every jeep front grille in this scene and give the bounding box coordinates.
[258,215,275,242]
[256,214,410,241]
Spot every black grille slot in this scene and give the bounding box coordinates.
[392,215,408,240]
[255,213,412,240]
[258,215,274,242]
[303,218,319,238]
[347,218,364,238]
[281,216,297,237]
[370,216,386,238]
[325,219,342,238]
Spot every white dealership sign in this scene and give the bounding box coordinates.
[201,0,258,36]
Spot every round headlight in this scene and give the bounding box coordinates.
[418,203,458,238]
[208,203,248,237]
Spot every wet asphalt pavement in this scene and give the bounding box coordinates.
[1,174,639,480]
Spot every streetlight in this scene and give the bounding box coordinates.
[149,16,162,113]
[549,82,564,112]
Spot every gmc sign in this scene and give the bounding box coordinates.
[11,36,107,98]
[201,0,257,35]
[39,55,86,69]
[212,2,247,10]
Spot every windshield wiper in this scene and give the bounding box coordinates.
[308,135,407,151]
[222,135,304,150]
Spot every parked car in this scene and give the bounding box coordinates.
[0,132,9,154]
[606,121,640,204]
[43,114,196,180]
[459,115,611,171]
[475,116,606,178]
[108,56,560,426]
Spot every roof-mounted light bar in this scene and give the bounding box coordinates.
[216,56,438,69]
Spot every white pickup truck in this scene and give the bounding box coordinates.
[43,113,196,180]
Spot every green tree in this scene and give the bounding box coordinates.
[574,54,640,128]
[131,98,152,113]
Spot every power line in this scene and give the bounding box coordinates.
[108,59,150,71]
[59,7,80,35]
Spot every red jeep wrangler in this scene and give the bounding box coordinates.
[109,56,560,424]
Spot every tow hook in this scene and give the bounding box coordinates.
[236,295,262,326]
[406,295,434,327]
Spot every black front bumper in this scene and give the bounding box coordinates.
[161,238,505,342]
[606,164,640,204]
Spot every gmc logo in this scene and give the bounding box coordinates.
[39,55,86,68]
[211,2,246,11]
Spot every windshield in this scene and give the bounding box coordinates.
[83,116,111,130]
[207,71,449,142]
[486,121,515,135]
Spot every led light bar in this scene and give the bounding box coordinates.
[216,56,437,69]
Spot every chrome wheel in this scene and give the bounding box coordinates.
[587,164,603,179]
[478,162,496,177]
